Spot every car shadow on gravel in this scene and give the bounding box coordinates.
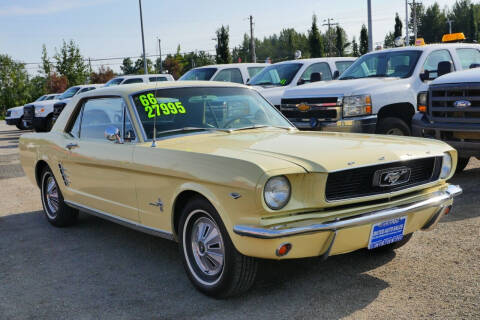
[440,166,480,224]
[0,210,393,319]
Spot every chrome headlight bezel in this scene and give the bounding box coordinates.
[263,175,291,210]
[440,153,452,179]
[342,94,372,118]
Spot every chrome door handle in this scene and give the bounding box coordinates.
[66,143,79,150]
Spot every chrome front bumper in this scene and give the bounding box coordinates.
[234,185,462,239]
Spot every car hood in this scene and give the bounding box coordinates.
[31,99,59,107]
[283,77,402,98]
[144,129,452,173]
[8,106,24,112]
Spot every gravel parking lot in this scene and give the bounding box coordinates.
[0,120,479,320]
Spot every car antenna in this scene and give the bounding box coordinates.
[151,74,159,148]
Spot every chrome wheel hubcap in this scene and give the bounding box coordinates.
[45,176,59,218]
[190,216,224,276]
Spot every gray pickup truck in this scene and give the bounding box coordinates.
[413,67,480,172]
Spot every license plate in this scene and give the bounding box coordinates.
[368,216,406,249]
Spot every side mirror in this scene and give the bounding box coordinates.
[437,61,452,77]
[297,78,305,85]
[470,63,480,69]
[125,129,136,142]
[420,70,430,82]
[105,126,123,144]
[333,70,340,79]
[310,72,322,82]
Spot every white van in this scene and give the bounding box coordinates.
[105,74,175,87]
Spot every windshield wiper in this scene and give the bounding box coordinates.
[339,76,358,80]
[366,74,387,78]
[230,125,293,132]
[156,127,232,136]
[253,82,280,86]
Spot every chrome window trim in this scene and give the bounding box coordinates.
[65,200,174,241]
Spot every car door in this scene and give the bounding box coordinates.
[61,96,139,221]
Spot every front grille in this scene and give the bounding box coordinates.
[53,102,67,120]
[281,97,339,105]
[325,157,441,201]
[23,105,34,121]
[282,108,337,120]
[429,83,480,123]
[6,110,11,117]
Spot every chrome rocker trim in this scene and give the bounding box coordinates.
[65,200,175,241]
[233,185,462,239]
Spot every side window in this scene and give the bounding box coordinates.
[69,108,83,138]
[212,68,244,84]
[247,67,264,78]
[422,50,454,79]
[456,48,480,69]
[335,61,354,75]
[80,98,125,140]
[149,76,167,82]
[300,62,332,83]
[123,78,144,84]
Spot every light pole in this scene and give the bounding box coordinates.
[367,0,373,52]
[138,0,148,74]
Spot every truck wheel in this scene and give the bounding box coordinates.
[16,117,27,130]
[178,196,257,298]
[376,117,411,136]
[368,233,413,254]
[40,167,78,227]
[456,157,470,173]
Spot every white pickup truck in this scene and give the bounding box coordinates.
[281,43,480,135]
[23,84,102,132]
[179,63,268,85]
[5,94,59,130]
[248,57,355,108]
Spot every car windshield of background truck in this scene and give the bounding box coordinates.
[132,87,293,140]
[339,50,422,80]
[248,63,302,87]
[58,87,81,100]
[179,68,218,81]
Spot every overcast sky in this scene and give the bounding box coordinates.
[0,0,456,74]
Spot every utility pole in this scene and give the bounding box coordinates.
[322,18,338,56]
[138,0,148,74]
[408,0,420,42]
[447,19,453,34]
[405,0,409,45]
[367,0,373,52]
[158,38,163,73]
[249,15,256,63]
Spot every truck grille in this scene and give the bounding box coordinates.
[325,157,442,201]
[23,105,34,121]
[429,83,480,123]
[6,110,11,117]
[53,102,67,120]
[280,97,341,122]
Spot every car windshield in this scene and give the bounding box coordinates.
[248,63,302,86]
[339,50,422,80]
[58,87,81,100]
[131,87,293,140]
[179,68,217,81]
[35,95,47,101]
[45,95,57,100]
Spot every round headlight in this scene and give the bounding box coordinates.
[264,176,291,210]
[440,153,452,179]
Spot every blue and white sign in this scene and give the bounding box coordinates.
[368,216,406,249]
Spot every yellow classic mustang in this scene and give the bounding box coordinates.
[20,82,462,298]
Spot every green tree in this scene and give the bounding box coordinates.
[335,26,349,56]
[121,57,135,74]
[27,76,47,99]
[409,3,425,44]
[0,55,31,117]
[384,31,395,48]
[351,37,359,57]
[308,15,324,58]
[134,58,153,74]
[215,25,232,64]
[53,40,88,86]
[40,44,51,76]
[419,3,447,43]
[450,0,479,41]
[394,13,403,38]
[360,24,369,55]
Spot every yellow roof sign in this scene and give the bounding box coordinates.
[442,33,466,42]
[415,38,425,46]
